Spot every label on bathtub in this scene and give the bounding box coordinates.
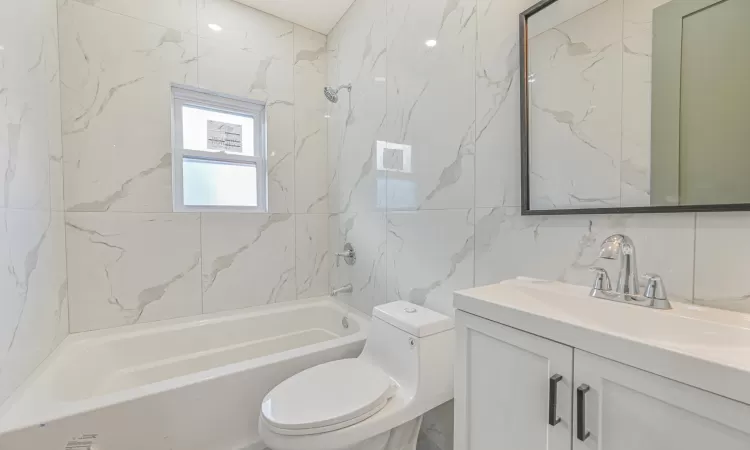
[64,433,99,450]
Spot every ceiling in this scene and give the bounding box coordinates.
[233,0,355,34]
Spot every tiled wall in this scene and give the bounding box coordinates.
[58,0,330,332]
[327,0,750,448]
[0,0,69,405]
[327,0,750,324]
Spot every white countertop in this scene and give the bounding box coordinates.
[454,278,750,405]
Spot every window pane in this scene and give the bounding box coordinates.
[182,106,255,155]
[183,158,258,207]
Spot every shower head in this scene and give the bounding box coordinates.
[323,84,352,103]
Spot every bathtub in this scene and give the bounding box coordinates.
[0,297,368,450]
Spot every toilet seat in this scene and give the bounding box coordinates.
[260,359,395,436]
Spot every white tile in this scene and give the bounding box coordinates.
[295,214,330,298]
[198,0,293,55]
[475,0,539,208]
[385,0,476,211]
[294,26,329,214]
[527,0,610,38]
[59,2,198,213]
[326,43,341,215]
[474,207,588,286]
[0,210,67,404]
[0,0,61,211]
[196,36,293,104]
[267,99,296,214]
[66,212,202,332]
[327,0,387,213]
[295,109,329,214]
[694,212,750,313]
[527,0,623,210]
[67,0,198,32]
[330,212,387,315]
[474,208,695,302]
[0,0,67,405]
[197,16,295,214]
[294,25,327,113]
[201,213,296,313]
[476,0,548,207]
[386,209,475,317]
[616,213,695,303]
[49,77,65,212]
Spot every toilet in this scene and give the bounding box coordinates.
[258,301,454,450]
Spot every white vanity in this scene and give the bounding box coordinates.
[454,278,750,450]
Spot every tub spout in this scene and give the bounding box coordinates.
[331,284,353,296]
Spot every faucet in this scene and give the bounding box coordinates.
[331,284,353,296]
[598,234,639,296]
[589,234,671,310]
[335,243,356,266]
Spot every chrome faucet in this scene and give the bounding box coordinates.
[589,234,671,310]
[331,284,353,296]
[335,243,356,266]
[598,234,639,296]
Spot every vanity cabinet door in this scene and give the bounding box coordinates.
[572,350,750,450]
[455,311,573,450]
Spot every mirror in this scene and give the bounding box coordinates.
[520,0,750,214]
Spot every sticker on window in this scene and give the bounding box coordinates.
[207,120,242,151]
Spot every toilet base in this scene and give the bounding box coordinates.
[265,417,423,450]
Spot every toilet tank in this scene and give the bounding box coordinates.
[360,302,454,405]
[372,301,454,338]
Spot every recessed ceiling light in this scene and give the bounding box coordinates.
[208,24,222,32]
[425,39,437,48]
[0,45,5,51]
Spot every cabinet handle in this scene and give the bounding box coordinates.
[576,384,591,442]
[548,374,563,426]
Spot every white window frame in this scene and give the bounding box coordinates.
[171,84,267,212]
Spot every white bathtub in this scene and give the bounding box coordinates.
[0,297,368,450]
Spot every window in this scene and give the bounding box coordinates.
[171,85,267,212]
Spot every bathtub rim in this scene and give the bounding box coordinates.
[0,297,369,434]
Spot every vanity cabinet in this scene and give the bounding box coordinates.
[454,311,573,450]
[573,349,750,450]
[455,311,750,450]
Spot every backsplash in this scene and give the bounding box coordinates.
[58,0,330,332]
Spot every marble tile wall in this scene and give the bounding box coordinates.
[0,0,69,405]
[58,0,330,332]
[328,0,750,448]
[327,0,750,330]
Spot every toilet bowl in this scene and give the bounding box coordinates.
[258,301,454,450]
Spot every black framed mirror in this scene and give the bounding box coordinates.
[520,0,750,215]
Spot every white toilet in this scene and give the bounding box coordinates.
[258,301,454,450]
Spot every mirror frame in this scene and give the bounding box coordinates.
[519,0,750,215]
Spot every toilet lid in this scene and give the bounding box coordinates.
[261,359,394,433]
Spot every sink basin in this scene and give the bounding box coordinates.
[454,278,750,405]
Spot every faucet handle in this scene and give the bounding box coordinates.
[589,267,612,292]
[641,274,667,301]
[335,243,356,266]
